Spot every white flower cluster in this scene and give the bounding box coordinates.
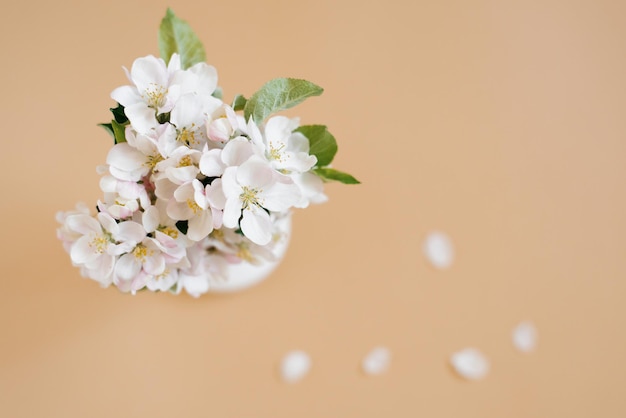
[57,54,327,296]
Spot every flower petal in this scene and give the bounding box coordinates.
[115,253,142,282]
[70,236,99,264]
[131,55,168,92]
[199,148,226,177]
[142,206,160,233]
[144,253,166,276]
[222,196,243,229]
[237,156,273,189]
[240,207,272,245]
[115,221,146,243]
[66,214,100,235]
[261,179,300,212]
[110,85,142,108]
[221,137,256,167]
[125,103,158,134]
[187,210,213,241]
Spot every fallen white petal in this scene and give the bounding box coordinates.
[362,346,391,376]
[450,348,489,380]
[512,321,537,353]
[424,231,454,269]
[280,350,311,383]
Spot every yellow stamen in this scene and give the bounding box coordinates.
[89,235,108,254]
[268,142,286,162]
[132,244,152,262]
[187,199,201,214]
[240,186,262,209]
[155,268,170,281]
[159,226,179,239]
[145,154,164,169]
[177,124,198,146]
[143,83,167,108]
[236,243,255,262]
[178,155,193,167]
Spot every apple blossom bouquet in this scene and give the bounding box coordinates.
[56,9,358,297]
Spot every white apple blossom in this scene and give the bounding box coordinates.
[114,237,167,293]
[175,243,228,297]
[199,136,259,178]
[111,54,182,134]
[207,227,277,265]
[248,116,317,173]
[65,212,146,286]
[97,193,140,220]
[166,179,224,241]
[170,94,220,150]
[154,146,201,185]
[56,203,90,253]
[141,202,190,276]
[207,104,239,143]
[146,267,179,292]
[222,156,300,245]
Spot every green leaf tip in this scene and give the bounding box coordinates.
[313,168,360,184]
[232,94,247,111]
[244,78,323,123]
[159,8,206,69]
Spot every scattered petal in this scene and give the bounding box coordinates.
[424,231,454,269]
[450,348,489,380]
[280,350,311,383]
[512,321,537,353]
[362,346,391,376]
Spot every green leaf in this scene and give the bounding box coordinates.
[212,86,223,100]
[111,120,127,144]
[98,123,114,139]
[313,167,360,184]
[295,125,337,167]
[110,103,127,124]
[244,78,323,123]
[231,94,247,111]
[158,8,206,69]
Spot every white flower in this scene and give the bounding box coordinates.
[170,93,221,150]
[111,54,182,134]
[166,179,224,241]
[56,203,90,253]
[175,243,223,297]
[199,136,258,178]
[106,142,151,183]
[207,104,239,142]
[97,193,140,220]
[141,202,190,276]
[222,156,300,245]
[208,227,277,265]
[146,267,179,292]
[114,237,166,293]
[142,200,191,251]
[154,146,201,185]
[153,146,201,200]
[66,213,146,286]
[249,116,317,173]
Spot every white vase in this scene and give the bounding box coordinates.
[207,214,292,293]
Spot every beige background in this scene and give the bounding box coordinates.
[1,0,625,416]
